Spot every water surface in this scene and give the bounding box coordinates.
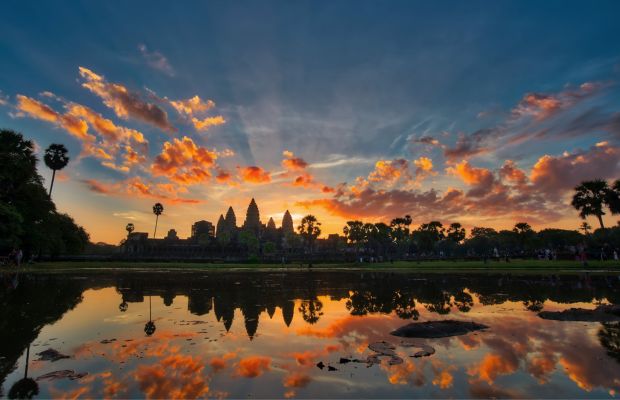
[1,270,619,398]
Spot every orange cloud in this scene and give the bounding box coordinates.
[79,66,176,132]
[81,177,202,204]
[282,150,309,171]
[239,166,271,184]
[447,160,493,186]
[169,95,214,116]
[368,159,410,183]
[511,82,602,121]
[467,354,519,384]
[283,372,311,388]
[134,354,210,399]
[234,356,271,378]
[151,136,218,185]
[191,115,226,131]
[15,95,92,142]
[530,141,620,200]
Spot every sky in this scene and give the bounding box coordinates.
[1,0,620,244]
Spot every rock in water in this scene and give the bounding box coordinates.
[36,348,70,362]
[390,320,489,338]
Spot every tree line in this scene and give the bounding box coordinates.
[0,129,89,258]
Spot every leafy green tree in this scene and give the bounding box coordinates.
[152,203,164,238]
[572,180,610,229]
[43,144,69,198]
[298,215,321,267]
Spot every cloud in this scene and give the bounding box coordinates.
[169,96,214,117]
[79,66,176,133]
[511,82,604,121]
[15,94,92,141]
[151,136,219,185]
[234,356,271,378]
[138,44,175,76]
[81,177,202,204]
[446,160,495,197]
[443,129,494,162]
[13,94,149,172]
[134,354,210,399]
[166,95,225,131]
[191,115,226,131]
[283,372,311,388]
[530,141,620,200]
[239,166,271,184]
[368,159,410,184]
[282,150,309,171]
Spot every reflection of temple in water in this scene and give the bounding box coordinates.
[2,270,620,394]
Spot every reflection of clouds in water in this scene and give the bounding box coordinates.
[233,356,271,378]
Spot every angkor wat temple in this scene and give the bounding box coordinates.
[121,198,345,260]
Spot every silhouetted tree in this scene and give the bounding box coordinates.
[572,180,610,229]
[126,223,135,235]
[8,345,38,399]
[446,222,466,243]
[298,215,321,267]
[343,220,364,259]
[43,143,69,199]
[152,203,164,238]
[608,179,620,215]
[579,221,592,235]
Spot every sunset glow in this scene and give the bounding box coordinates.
[1,2,620,244]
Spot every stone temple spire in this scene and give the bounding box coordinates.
[267,217,276,230]
[282,210,294,236]
[216,214,226,237]
[243,198,261,235]
[225,206,236,230]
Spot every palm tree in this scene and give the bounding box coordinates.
[8,345,38,399]
[43,144,69,198]
[126,223,135,236]
[144,296,156,336]
[446,222,466,243]
[298,215,321,268]
[607,179,620,215]
[152,203,164,238]
[572,180,610,229]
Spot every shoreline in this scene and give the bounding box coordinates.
[7,259,620,274]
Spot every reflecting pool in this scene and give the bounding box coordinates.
[1,271,619,398]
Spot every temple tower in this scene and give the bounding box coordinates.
[282,210,294,236]
[243,198,261,235]
[216,214,226,237]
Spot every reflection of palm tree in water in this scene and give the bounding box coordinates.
[119,301,128,312]
[144,296,156,336]
[8,345,38,399]
[298,275,323,324]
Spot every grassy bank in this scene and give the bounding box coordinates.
[10,259,620,274]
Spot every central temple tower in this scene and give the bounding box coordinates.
[243,198,261,236]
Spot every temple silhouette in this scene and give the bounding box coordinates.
[121,198,344,260]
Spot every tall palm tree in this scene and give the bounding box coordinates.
[571,180,610,229]
[43,144,69,198]
[607,179,620,215]
[126,223,135,236]
[152,203,164,238]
